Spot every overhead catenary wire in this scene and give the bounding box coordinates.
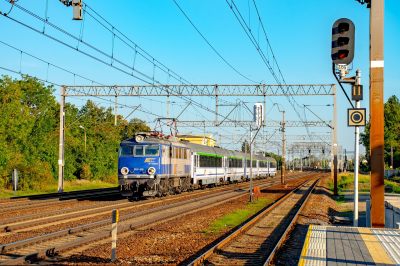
[226,0,317,143]
[172,0,259,84]
[0,7,240,126]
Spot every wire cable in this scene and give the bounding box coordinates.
[172,0,259,83]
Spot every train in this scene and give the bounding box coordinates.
[118,131,277,199]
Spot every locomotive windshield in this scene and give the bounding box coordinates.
[144,145,159,156]
[119,145,160,156]
[120,145,133,156]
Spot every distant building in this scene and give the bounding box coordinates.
[178,133,216,147]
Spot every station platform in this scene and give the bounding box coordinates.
[298,225,400,266]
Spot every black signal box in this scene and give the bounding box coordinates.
[352,85,363,101]
[332,18,355,65]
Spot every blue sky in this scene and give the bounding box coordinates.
[0,0,399,158]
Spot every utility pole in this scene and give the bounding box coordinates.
[391,146,393,169]
[300,145,303,172]
[281,110,286,185]
[58,86,65,193]
[354,69,362,227]
[114,86,118,126]
[370,0,385,228]
[250,127,253,202]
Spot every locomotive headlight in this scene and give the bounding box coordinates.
[121,167,129,175]
[147,167,156,175]
[135,135,144,143]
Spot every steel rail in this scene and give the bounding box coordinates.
[186,174,325,266]
[0,171,300,232]
[262,178,321,265]
[0,173,312,265]
[0,187,119,202]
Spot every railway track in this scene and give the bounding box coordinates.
[185,174,325,266]
[0,187,121,206]
[0,173,312,265]
[0,172,307,235]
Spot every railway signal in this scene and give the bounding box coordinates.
[331,18,355,66]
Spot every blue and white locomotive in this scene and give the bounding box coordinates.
[118,131,277,198]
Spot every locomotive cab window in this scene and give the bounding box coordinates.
[145,145,160,156]
[134,145,144,156]
[120,145,133,156]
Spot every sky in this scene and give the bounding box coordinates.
[0,0,399,159]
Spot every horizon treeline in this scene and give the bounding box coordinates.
[0,76,150,190]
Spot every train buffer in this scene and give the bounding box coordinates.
[298,225,400,266]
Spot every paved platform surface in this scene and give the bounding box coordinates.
[299,225,400,266]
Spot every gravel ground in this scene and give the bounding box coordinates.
[0,200,98,220]
[0,179,276,246]
[271,176,339,266]
[53,175,316,266]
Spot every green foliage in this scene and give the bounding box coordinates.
[327,174,370,193]
[0,76,150,191]
[361,95,400,170]
[202,197,273,236]
[241,140,250,153]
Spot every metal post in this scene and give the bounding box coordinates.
[301,145,303,172]
[167,94,170,126]
[281,111,286,185]
[333,85,338,195]
[58,86,65,193]
[219,135,221,147]
[250,126,253,202]
[111,209,119,262]
[215,85,218,124]
[114,86,118,126]
[114,96,117,126]
[370,0,385,228]
[84,130,86,153]
[391,146,393,169]
[354,100,360,227]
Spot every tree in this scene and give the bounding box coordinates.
[360,95,400,169]
[241,140,250,153]
[0,76,152,190]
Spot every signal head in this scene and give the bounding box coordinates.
[331,18,355,65]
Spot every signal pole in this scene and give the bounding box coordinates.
[281,110,286,185]
[370,0,385,228]
[354,70,361,227]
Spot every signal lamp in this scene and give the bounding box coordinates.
[331,18,355,65]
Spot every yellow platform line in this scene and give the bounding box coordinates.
[358,228,394,266]
[298,225,313,266]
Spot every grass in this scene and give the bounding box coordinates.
[0,180,118,198]
[327,173,400,195]
[202,197,273,236]
[327,173,370,194]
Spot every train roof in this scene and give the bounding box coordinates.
[120,137,188,147]
[185,142,276,162]
[120,135,276,162]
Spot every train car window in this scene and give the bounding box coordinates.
[178,148,182,159]
[199,155,204,167]
[252,160,257,167]
[120,145,133,156]
[184,149,188,159]
[169,146,173,158]
[145,145,160,156]
[134,145,144,156]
